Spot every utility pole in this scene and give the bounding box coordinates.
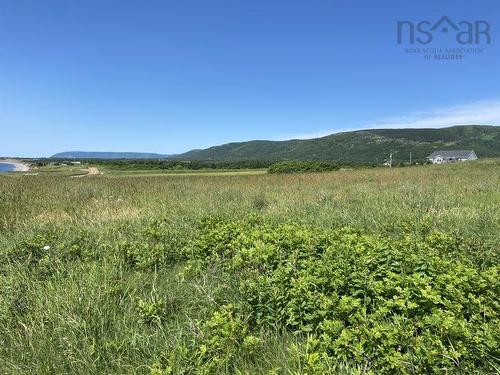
[389,152,392,168]
[410,152,412,165]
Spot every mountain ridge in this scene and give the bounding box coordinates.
[52,125,500,163]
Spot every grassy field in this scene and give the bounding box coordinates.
[97,168,267,177]
[0,160,499,374]
[28,163,267,177]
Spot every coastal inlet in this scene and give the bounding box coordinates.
[0,159,30,172]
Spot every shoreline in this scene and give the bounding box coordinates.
[0,158,31,172]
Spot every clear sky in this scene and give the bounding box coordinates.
[1,0,499,157]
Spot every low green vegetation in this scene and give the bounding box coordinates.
[0,159,499,374]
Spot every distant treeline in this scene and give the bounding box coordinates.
[39,158,427,171]
[101,159,275,170]
[44,159,274,170]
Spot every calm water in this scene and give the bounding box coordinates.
[0,163,15,172]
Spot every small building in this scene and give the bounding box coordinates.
[427,150,478,164]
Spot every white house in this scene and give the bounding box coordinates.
[427,150,478,164]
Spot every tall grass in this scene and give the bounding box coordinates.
[0,160,499,373]
[1,161,499,243]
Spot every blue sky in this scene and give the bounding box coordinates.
[0,0,499,157]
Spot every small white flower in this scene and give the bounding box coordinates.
[43,245,51,251]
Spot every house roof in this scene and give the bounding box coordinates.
[431,16,459,31]
[427,150,475,159]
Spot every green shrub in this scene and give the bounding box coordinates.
[185,218,499,374]
[153,304,263,374]
[268,160,340,174]
[121,219,189,270]
[137,296,168,325]
[194,304,262,372]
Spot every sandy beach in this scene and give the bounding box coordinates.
[0,158,30,172]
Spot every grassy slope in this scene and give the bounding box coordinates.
[176,125,500,162]
[0,160,499,373]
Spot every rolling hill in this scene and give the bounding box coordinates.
[51,151,170,159]
[174,125,500,163]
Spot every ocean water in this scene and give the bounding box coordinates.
[0,163,15,172]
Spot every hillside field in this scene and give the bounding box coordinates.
[0,160,499,374]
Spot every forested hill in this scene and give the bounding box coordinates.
[175,125,500,163]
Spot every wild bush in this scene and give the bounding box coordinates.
[137,296,168,325]
[193,304,262,372]
[179,218,499,374]
[268,160,340,174]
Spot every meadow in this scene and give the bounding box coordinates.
[0,160,499,374]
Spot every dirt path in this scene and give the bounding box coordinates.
[87,167,100,175]
[71,166,101,177]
